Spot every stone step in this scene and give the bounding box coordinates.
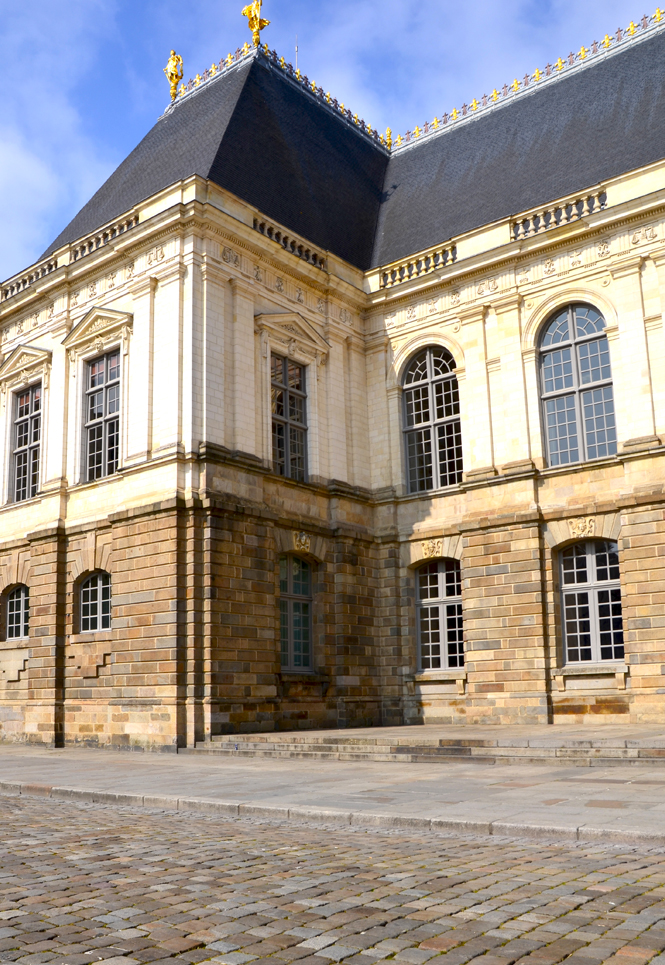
[189,735,665,766]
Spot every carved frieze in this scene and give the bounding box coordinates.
[568,517,595,539]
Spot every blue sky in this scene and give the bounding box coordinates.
[0,0,650,281]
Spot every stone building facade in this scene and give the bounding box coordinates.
[2,18,665,748]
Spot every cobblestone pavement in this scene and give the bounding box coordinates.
[3,799,665,965]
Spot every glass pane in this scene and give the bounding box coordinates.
[289,427,306,481]
[108,352,120,382]
[272,421,285,475]
[404,351,428,385]
[404,386,430,427]
[33,386,41,411]
[16,421,29,449]
[582,385,617,459]
[545,395,579,466]
[31,414,41,445]
[434,376,460,420]
[419,605,441,669]
[443,559,462,597]
[292,601,310,668]
[29,448,40,498]
[431,348,455,376]
[107,384,120,416]
[576,306,605,338]
[541,311,570,347]
[598,587,624,660]
[446,602,464,668]
[418,563,439,601]
[87,425,104,480]
[271,387,284,417]
[564,590,592,662]
[279,556,288,593]
[596,541,620,583]
[7,587,28,639]
[107,419,119,475]
[17,391,30,418]
[289,394,305,425]
[562,544,588,585]
[280,600,289,667]
[90,359,105,388]
[288,361,303,392]
[88,391,104,422]
[407,428,433,492]
[292,558,311,597]
[14,451,28,502]
[271,354,284,383]
[542,347,573,393]
[578,337,611,385]
[437,420,463,487]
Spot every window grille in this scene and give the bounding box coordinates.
[403,347,463,493]
[560,540,624,663]
[540,304,617,467]
[85,350,120,481]
[271,354,307,481]
[13,383,41,501]
[80,572,112,632]
[7,585,29,639]
[279,555,312,671]
[417,559,464,670]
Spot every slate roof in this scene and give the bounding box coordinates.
[43,26,665,272]
[43,56,389,270]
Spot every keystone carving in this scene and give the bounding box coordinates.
[421,538,444,559]
[294,532,311,553]
[568,517,595,539]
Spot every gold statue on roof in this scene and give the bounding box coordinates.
[164,50,184,101]
[242,0,270,47]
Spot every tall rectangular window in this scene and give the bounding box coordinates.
[13,383,41,502]
[417,559,464,670]
[86,350,120,481]
[279,556,312,671]
[271,354,307,481]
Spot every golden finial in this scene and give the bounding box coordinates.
[311,80,317,91]
[163,50,184,102]
[194,73,201,86]
[340,101,344,112]
[533,67,542,81]
[602,33,612,47]
[263,42,269,53]
[451,107,459,120]
[354,113,359,125]
[386,127,392,149]
[241,0,270,47]
[414,124,421,137]
[628,20,636,34]
[210,62,218,76]
[367,123,372,135]
[555,56,565,70]
[296,68,302,80]
[227,53,233,66]
[511,78,520,92]
[656,7,663,21]
[432,117,439,129]
[470,98,478,111]
[579,45,588,59]
[280,56,285,68]
[242,41,250,55]
[491,88,499,102]
[396,133,403,146]
[326,92,331,103]
[178,83,186,97]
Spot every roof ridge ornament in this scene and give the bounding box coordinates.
[163,50,184,102]
[242,0,270,47]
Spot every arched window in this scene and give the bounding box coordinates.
[80,572,112,632]
[540,304,617,467]
[7,586,29,640]
[417,560,464,670]
[403,347,463,493]
[560,540,624,664]
[279,556,312,671]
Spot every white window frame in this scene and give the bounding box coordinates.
[416,559,464,671]
[6,585,29,640]
[0,345,52,506]
[80,571,112,633]
[84,349,121,481]
[11,382,42,502]
[560,539,624,665]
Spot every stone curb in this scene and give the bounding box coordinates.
[2,780,665,847]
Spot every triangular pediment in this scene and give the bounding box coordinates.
[62,306,133,354]
[0,344,52,386]
[254,312,330,359]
